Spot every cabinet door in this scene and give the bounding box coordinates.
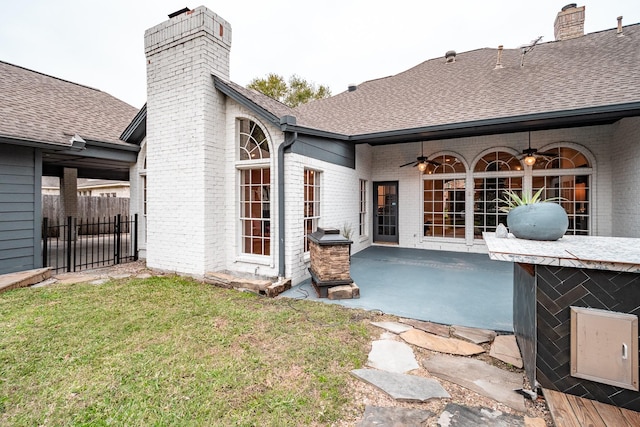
[571,307,639,391]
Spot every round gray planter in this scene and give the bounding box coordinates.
[507,203,569,241]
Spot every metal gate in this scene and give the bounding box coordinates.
[43,214,138,273]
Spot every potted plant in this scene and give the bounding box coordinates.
[499,187,568,241]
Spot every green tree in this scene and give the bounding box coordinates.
[247,73,331,107]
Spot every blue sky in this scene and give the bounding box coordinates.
[1,1,639,108]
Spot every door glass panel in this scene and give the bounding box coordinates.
[374,182,399,243]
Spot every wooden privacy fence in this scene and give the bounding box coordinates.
[42,195,130,235]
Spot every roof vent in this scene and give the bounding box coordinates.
[617,16,624,36]
[495,45,504,69]
[445,50,456,63]
[168,7,190,19]
[348,83,357,92]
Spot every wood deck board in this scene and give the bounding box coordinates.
[621,405,640,426]
[591,400,631,427]
[544,388,639,427]
[565,393,604,426]
[544,389,583,427]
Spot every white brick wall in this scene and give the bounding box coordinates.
[285,145,373,285]
[144,7,231,276]
[611,117,640,237]
[369,125,615,253]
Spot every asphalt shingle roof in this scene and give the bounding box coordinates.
[222,79,299,121]
[292,24,640,136]
[0,61,139,147]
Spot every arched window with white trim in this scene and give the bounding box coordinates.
[237,118,271,256]
[532,146,591,235]
[423,154,466,239]
[473,150,524,238]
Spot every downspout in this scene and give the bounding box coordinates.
[278,115,298,278]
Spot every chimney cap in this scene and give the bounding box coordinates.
[562,3,577,11]
[168,7,190,19]
[445,50,457,63]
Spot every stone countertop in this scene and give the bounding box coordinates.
[483,233,640,273]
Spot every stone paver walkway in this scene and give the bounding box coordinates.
[366,340,419,373]
[438,403,526,426]
[371,321,413,334]
[423,354,526,412]
[356,406,434,427]
[351,369,450,402]
[490,335,524,368]
[452,325,497,344]
[350,320,545,425]
[400,329,485,356]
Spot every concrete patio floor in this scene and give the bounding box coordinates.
[280,246,514,332]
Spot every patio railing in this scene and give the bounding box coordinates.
[42,215,138,273]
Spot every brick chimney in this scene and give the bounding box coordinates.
[143,7,232,275]
[554,4,585,41]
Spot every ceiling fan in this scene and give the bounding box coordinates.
[519,132,557,166]
[399,141,440,172]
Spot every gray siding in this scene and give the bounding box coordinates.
[0,144,41,274]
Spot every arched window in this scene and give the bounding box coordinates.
[239,119,270,160]
[532,146,591,235]
[473,150,523,238]
[237,118,271,256]
[423,154,466,239]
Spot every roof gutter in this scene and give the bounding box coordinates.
[0,134,86,151]
[350,102,640,145]
[84,138,140,152]
[279,123,350,141]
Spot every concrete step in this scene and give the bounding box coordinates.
[0,268,52,294]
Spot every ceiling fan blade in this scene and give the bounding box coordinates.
[426,159,441,166]
[537,151,558,157]
[399,160,417,167]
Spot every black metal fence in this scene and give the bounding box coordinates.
[43,215,138,273]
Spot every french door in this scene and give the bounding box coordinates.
[373,181,399,243]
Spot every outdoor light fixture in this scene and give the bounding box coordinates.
[398,141,441,171]
[520,132,555,166]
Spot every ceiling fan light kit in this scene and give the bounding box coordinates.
[399,141,441,170]
[520,132,558,166]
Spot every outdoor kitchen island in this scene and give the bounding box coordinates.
[483,232,640,411]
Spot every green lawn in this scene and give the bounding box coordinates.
[0,276,374,426]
